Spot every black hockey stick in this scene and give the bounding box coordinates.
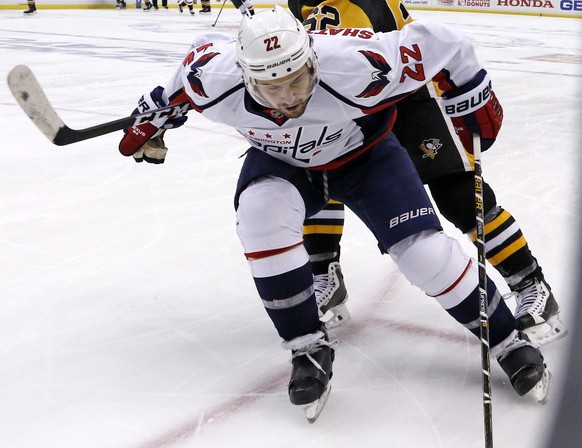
[7,65,190,146]
[211,0,228,27]
[473,134,493,447]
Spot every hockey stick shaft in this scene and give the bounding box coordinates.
[474,134,493,447]
[211,0,228,27]
[7,65,190,146]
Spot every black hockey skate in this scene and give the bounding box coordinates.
[23,5,37,14]
[496,331,550,403]
[314,262,350,329]
[283,328,337,423]
[510,273,567,345]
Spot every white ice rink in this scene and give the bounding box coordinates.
[1,7,581,448]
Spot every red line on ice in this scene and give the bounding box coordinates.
[133,317,476,447]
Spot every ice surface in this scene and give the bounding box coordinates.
[0,8,580,448]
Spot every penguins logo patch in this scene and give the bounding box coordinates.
[420,138,442,159]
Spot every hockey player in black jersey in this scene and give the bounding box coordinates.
[231,0,255,16]
[289,0,567,346]
[119,7,550,420]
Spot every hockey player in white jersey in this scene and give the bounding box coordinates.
[119,6,550,420]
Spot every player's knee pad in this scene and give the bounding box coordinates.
[389,230,477,308]
[237,176,306,256]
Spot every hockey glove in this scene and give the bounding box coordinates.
[133,131,168,164]
[441,69,503,152]
[119,86,188,158]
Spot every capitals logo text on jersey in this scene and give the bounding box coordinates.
[246,126,343,163]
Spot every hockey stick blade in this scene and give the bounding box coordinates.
[7,65,190,146]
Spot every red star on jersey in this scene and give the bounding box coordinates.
[248,130,255,136]
[265,133,272,138]
[283,133,292,139]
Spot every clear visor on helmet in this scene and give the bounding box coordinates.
[246,58,318,110]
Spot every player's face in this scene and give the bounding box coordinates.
[254,64,315,118]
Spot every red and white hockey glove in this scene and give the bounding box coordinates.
[119,86,188,162]
[441,69,503,152]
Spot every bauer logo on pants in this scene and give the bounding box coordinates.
[389,207,436,228]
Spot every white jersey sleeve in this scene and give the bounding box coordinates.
[311,20,482,108]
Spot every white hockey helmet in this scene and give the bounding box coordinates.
[236,5,318,107]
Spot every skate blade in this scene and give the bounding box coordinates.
[523,314,568,346]
[303,383,332,423]
[321,303,351,329]
[526,369,551,404]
